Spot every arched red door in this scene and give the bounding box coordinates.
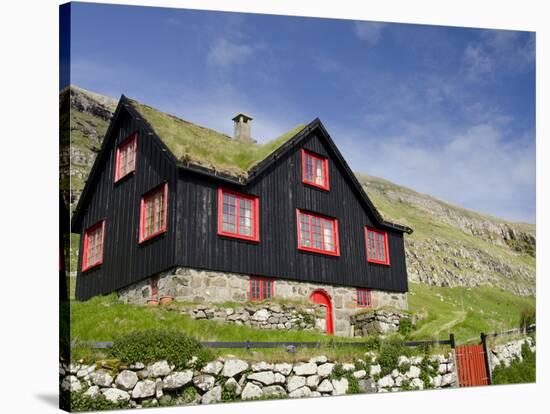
[310,289,334,335]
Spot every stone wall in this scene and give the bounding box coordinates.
[60,352,456,410]
[180,303,325,332]
[118,266,408,337]
[350,310,411,336]
[488,336,536,371]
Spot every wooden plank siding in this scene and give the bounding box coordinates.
[75,109,177,300]
[75,108,408,300]
[176,133,408,293]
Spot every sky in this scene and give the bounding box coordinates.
[65,3,536,223]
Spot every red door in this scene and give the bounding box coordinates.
[310,290,334,335]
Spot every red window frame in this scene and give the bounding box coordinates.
[296,209,340,256]
[302,149,330,191]
[365,227,390,265]
[250,277,274,301]
[357,288,373,308]
[217,188,260,242]
[81,220,105,272]
[139,183,168,243]
[114,132,137,182]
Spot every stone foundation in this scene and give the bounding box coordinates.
[118,266,408,337]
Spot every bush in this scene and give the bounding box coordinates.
[378,337,410,377]
[492,343,536,385]
[398,318,413,337]
[519,307,536,332]
[60,390,127,412]
[109,329,212,370]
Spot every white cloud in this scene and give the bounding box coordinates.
[207,37,255,67]
[353,21,387,45]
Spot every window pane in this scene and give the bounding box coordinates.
[367,231,376,258]
[376,233,386,261]
[315,158,324,185]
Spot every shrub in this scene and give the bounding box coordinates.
[398,318,413,337]
[378,337,410,377]
[330,363,346,380]
[519,307,536,332]
[346,375,361,394]
[109,329,212,370]
[492,343,536,385]
[60,390,127,412]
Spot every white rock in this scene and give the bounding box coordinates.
[202,386,222,404]
[193,374,216,391]
[353,370,367,379]
[309,355,328,364]
[224,377,242,396]
[447,362,454,373]
[293,362,318,376]
[115,370,138,390]
[411,378,424,390]
[241,383,264,400]
[307,374,320,389]
[406,366,421,379]
[433,375,442,388]
[132,380,156,399]
[289,386,312,398]
[201,361,224,375]
[342,363,355,372]
[90,371,113,387]
[84,385,100,398]
[155,378,163,399]
[148,361,171,377]
[76,368,88,378]
[331,378,349,396]
[398,356,410,366]
[438,364,447,374]
[251,361,274,372]
[163,370,193,389]
[247,371,275,385]
[274,363,293,375]
[129,362,145,370]
[441,373,455,387]
[312,391,322,397]
[68,363,80,374]
[394,376,404,387]
[410,356,423,365]
[221,359,249,377]
[391,369,400,379]
[274,372,286,384]
[317,379,334,393]
[287,375,306,392]
[263,385,287,398]
[61,375,81,392]
[317,363,335,377]
[252,309,270,321]
[103,388,130,403]
[378,375,394,388]
[370,364,381,377]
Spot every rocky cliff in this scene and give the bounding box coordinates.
[62,85,535,297]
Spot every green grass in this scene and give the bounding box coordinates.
[129,98,304,178]
[408,282,535,343]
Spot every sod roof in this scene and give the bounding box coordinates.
[127,98,305,179]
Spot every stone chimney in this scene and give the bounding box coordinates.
[232,113,255,143]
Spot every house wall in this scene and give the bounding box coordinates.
[175,132,409,293]
[118,266,408,337]
[75,108,178,300]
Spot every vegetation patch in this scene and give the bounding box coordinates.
[109,329,212,369]
[377,337,411,377]
[61,390,127,412]
[492,342,536,385]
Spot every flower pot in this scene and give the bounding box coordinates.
[147,298,159,307]
[159,296,174,306]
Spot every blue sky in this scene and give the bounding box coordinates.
[66,3,536,223]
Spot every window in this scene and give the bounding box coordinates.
[366,227,390,265]
[296,209,340,256]
[302,149,329,190]
[217,188,259,242]
[82,220,105,271]
[250,277,274,301]
[357,288,372,307]
[115,133,137,182]
[139,183,168,243]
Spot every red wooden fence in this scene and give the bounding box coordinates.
[456,344,490,387]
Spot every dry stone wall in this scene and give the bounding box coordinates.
[350,310,411,336]
[60,352,457,410]
[118,266,408,337]
[488,336,536,371]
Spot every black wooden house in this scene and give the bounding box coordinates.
[71,94,412,335]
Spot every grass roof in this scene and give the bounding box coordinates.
[128,98,305,179]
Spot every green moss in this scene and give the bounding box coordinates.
[128,99,304,178]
